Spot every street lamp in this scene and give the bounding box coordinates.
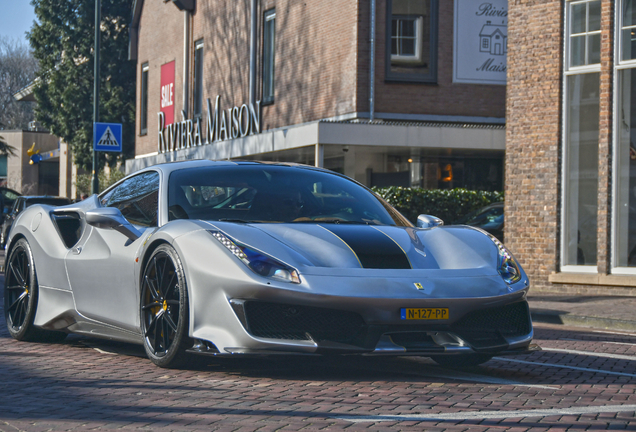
[92,0,100,195]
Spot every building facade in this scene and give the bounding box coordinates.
[128,0,509,193]
[0,130,73,197]
[506,0,636,295]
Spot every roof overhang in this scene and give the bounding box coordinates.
[13,80,38,102]
[126,120,505,174]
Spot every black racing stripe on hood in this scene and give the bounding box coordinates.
[320,224,411,269]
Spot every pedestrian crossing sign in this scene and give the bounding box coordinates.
[93,122,122,152]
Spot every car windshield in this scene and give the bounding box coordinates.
[168,165,410,226]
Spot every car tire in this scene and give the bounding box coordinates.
[430,354,493,368]
[140,244,191,368]
[4,238,67,343]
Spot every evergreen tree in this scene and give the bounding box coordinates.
[28,0,135,170]
[0,137,17,157]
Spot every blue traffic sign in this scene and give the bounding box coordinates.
[94,122,122,152]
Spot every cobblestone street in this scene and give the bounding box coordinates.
[1,310,635,431]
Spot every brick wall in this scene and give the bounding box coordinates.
[505,0,563,291]
[369,0,506,117]
[135,1,185,157]
[505,0,634,296]
[258,0,359,130]
[134,0,509,157]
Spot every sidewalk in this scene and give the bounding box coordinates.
[528,293,636,332]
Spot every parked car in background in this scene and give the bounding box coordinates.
[1,196,73,247]
[0,187,21,218]
[455,202,504,242]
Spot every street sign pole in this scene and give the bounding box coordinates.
[92,0,101,195]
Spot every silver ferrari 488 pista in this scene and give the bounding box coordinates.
[4,160,536,368]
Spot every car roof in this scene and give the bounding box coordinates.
[139,159,333,177]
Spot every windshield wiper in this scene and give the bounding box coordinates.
[217,218,250,223]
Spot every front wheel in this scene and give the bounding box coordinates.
[430,354,493,368]
[140,244,191,368]
[4,238,66,342]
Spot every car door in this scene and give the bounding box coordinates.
[66,171,160,332]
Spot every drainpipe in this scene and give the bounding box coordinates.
[249,0,257,105]
[369,0,376,122]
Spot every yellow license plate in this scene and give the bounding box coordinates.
[401,308,449,320]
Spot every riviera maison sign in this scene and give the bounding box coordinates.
[158,95,261,153]
[453,0,507,85]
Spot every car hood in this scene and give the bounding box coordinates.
[203,222,501,276]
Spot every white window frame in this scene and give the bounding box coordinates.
[561,0,602,273]
[566,0,602,72]
[391,15,424,64]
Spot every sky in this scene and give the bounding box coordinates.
[0,1,37,45]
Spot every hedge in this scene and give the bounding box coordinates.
[371,186,504,225]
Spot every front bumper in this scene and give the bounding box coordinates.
[189,298,535,357]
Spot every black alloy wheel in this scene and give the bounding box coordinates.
[140,244,190,368]
[4,238,66,342]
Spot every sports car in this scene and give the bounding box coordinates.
[3,160,536,368]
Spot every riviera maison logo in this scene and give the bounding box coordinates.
[475,2,507,17]
[475,2,507,73]
[157,95,261,154]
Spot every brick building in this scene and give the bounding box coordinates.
[507,0,636,295]
[127,0,509,193]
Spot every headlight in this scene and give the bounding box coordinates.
[490,236,522,285]
[210,231,301,284]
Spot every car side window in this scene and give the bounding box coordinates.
[101,171,160,227]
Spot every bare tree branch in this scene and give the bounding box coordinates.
[0,36,38,130]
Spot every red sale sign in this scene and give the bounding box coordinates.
[160,61,175,125]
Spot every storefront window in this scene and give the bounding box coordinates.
[564,73,599,267]
[615,70,636,267]
[614,0,636,271]
[562,0,601,270]
[385,0,437,83]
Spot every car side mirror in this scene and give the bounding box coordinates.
[417,214,444,229]
[85,207,142,241]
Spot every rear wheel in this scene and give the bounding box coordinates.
[430,354,493,368]
[140,244,190,368]
[4,238,66,342]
